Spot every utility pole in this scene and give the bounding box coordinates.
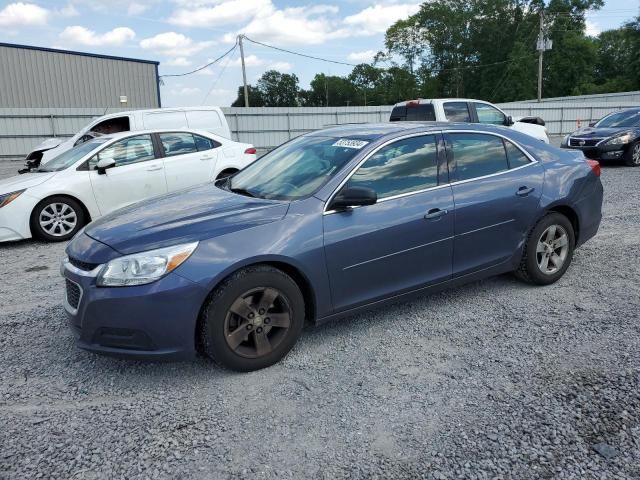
[238,34,249,107]
[536,12,552,102]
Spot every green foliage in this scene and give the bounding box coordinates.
[231,2,638,107]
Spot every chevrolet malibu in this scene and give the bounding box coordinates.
[62,123,603,371]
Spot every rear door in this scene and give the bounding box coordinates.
[445,132,544,276]
[323,133,454,311]
[157,132,221,192]
[88,134,167,214]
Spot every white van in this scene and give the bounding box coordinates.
[24,107,232,167]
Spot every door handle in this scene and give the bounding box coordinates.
[424,208,448,220]
[516,186,535,197]
[146,165,163,172]
[200,155,214,161]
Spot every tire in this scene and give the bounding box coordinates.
[623,141,640,167]
[514,212,575,285]
[30,196,86,242]
[199,266,305,372]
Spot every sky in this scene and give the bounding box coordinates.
[0,0,637,108]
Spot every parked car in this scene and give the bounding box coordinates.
[22,106,231,170]
[0,129,256,242]
[389,98,550,143]
[560,107,640,167]
[61,122,602,371]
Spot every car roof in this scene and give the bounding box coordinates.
[91,128,216,141]
[393,98,496,107]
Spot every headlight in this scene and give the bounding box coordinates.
[603,133,632,146]
[0,189,25,208]
[97,241,199,287]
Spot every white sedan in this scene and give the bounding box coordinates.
[0,129,257,242]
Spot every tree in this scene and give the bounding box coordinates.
[257,70,299,107]
[230,85,264,107]
[384,18,425,74]
[305,74,358,106]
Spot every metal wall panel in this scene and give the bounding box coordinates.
[0,44,159,109]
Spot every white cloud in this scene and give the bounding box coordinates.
[343,3,421,35]
[268,61,292,72]
[348,50,377,62]
[140,32,215,57]
[166,57,192,66]
[585,19,601,37]
[0,2,49,27]
[58,3,79,17]
[229,54,264,67]
[170,87,201,96]
[170,0,271,28]
[127,3,149,15]
[59,26,136,46]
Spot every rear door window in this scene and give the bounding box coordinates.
[449,133,508,181]
[443,102,471,122]
[504,140,531,169]
[158,133,199,157]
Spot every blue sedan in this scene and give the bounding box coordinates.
[62,123,603,371]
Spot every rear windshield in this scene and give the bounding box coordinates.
[390,104,436,122]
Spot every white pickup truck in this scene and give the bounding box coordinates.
[390,98,549,143]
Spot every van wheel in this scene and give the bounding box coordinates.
[199,266,304,371]
[30,196,86,242]
[515,212,575,285]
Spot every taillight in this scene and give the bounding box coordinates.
[244,147,257,155]
[586,159,601,177]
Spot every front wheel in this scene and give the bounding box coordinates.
[30,196,86,242]
[515,212,575,285]
[199,266,305,371]
[623,141,640,167]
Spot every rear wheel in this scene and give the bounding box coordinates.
[515,212,575,285]
[199,266,304,371]
[623,141,640,167]
[30,196,86,242]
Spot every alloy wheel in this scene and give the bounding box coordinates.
[223,287,292,358]
[536,224,569,275]
[633,144,640,165]
[39,202,78,237]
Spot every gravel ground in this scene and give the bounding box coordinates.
[1,153,639,479]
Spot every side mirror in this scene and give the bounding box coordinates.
[504,115,514,127]
[330,186,377,211]
[96,157,115,175]
[588,121,597,127]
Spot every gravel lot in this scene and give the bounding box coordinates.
[1,153,639,479]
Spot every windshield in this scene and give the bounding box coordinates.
[225,135,367,200]
[595,110,640,128]
[38,138,109,172]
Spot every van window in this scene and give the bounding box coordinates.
[89,116,130,135]
[143,111,187,130]
[186,110,222,129]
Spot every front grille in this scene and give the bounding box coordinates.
[569,137,602,147]
[69,257,99,271]
[65,279,81,310]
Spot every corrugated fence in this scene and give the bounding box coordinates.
[1,91,639,161]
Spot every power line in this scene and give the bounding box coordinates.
[159,40,238,78]
[242,35,359,67]
[202,45,238,104]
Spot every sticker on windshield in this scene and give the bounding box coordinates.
[332,139,369,149]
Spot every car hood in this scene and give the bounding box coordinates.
[85,183,290,255]
[570,127,632,138]
[30,137,65,153]
[0,172,57,194]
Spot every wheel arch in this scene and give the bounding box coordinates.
[194,258,318,352]
[29,193,92,235]
[547,204,580,244]
[215,167,239,180]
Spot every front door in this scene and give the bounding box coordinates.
[445,132,544,276]
[323,134,454,312]
[88,134,167,215]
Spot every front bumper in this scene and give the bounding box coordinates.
[562,141,625,161]
[0,192,37,242]
[62,260,208,361]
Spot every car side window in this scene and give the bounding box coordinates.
[475,103,506,125]
[89,135,155,169]
[443,102,471,122]
[159,133,199,157]
[449,133,508,181]
[504,140,531,168]
[347,135,439,199]
[194,134,216,151]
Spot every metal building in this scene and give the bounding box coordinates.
[0,43,160,109]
